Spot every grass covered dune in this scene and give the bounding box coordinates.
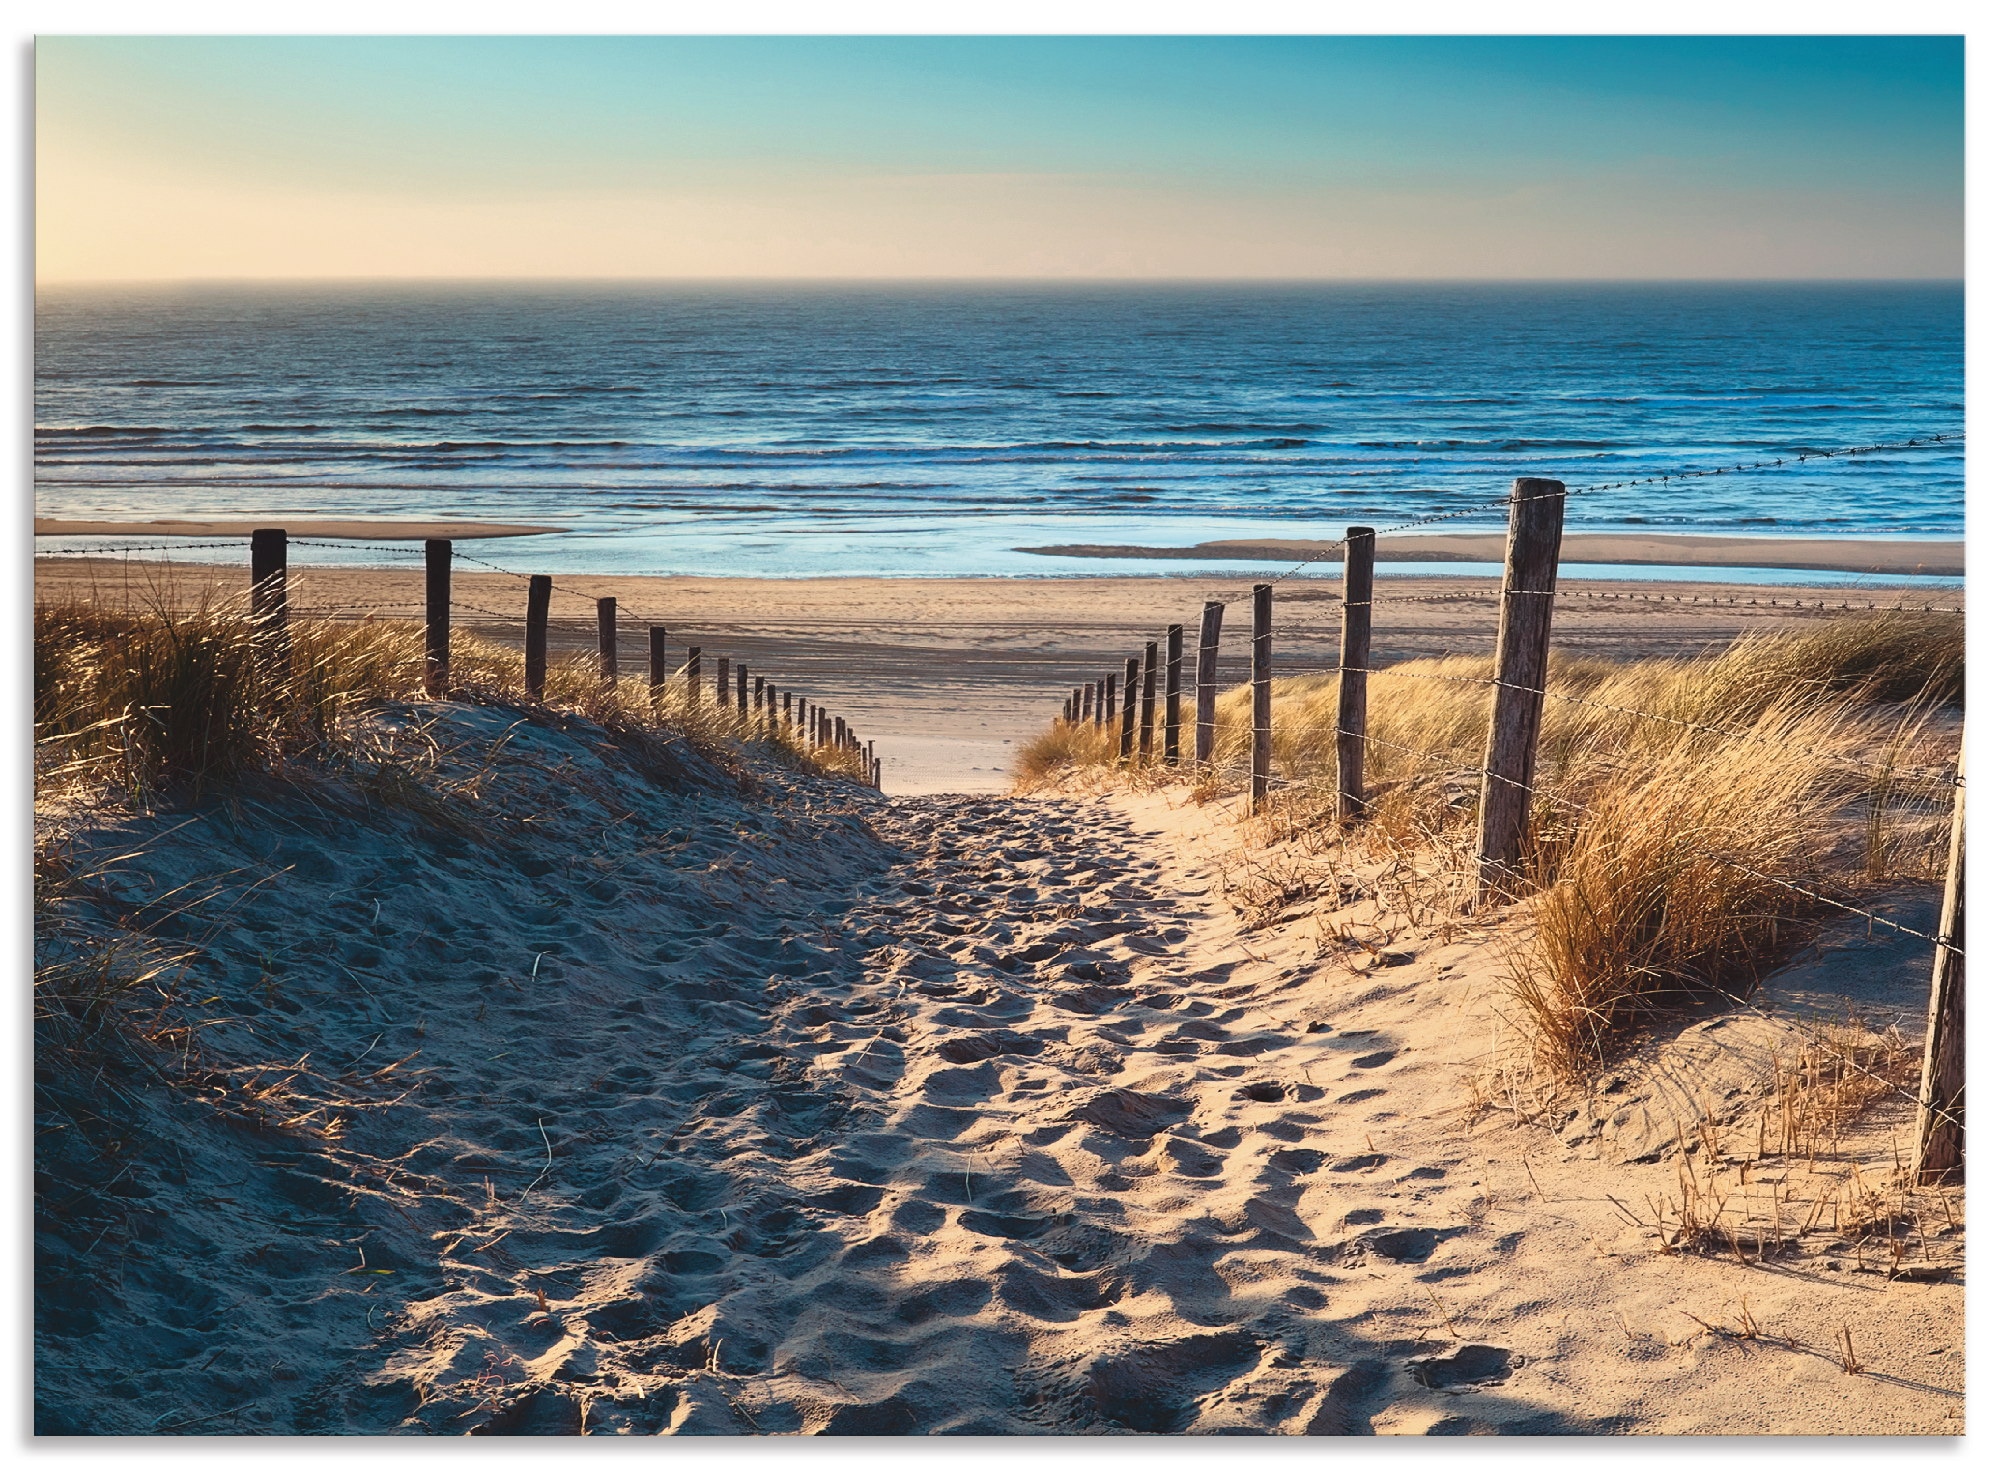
[1017,611,1962,1076]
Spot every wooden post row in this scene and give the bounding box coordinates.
[1195,601,1223,766]
[526,575,552,700]
[424,537,451,696]
[1475,478,1566,900]
[1250,584,1272,809]
[1164,623,1183,765]
[597,597,618,685]
[1139,641,1159,760]
[1336,527,1375,822]
[1916,740,1967,1183]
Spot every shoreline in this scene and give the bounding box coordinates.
[1017,531,1964,577]
[33,517,566,540]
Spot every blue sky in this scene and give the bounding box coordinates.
[36,35,1964,279]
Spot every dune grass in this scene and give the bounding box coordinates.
[34,589,871,806]
[1015,611,1961,1078]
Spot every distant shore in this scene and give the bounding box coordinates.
[1017,532,1963,577]
[33,517,565,540]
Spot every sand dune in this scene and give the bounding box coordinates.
[35,700,1960,1434]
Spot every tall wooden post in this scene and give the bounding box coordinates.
[1195,601,1224,766]
[685,648,701,706]
[1119,657,1140,761]
[836,715,847,748]
[525,575,552,700]
[648,625,667,711]
[1251,584,1272,809]
[736,662,749,716]
[1337,527,1376,822]
[1475,478,1566,900]
[424,538,451,696]
[716,656,730,707]
[596,597,618,686]
[1164,623,1184,765]
[754,676,767,730]
[1916,743,1967,1183]
[873,757,882,788]
[249,528,289,685]
[1139,641,1159,760]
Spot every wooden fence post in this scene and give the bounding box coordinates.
[1475,477,1566,901]
[1916,742,1967,1182]
[1337,527,1376,823]
[1164,623,1184,765]
[424,538,451,696]
[596,597,618,686]
[874,757,882,789]
[648,625,667,711]
[1251,584,1272,809]
[1195,600,1224,766]
[716,656,730,707]
[1139,641,1159,760]
[754,675,766,730]
[737,662,749,716]
[685,648,701,707]
[1120,657,1140,761]
[526,575,552,700]
[249,528,289,683]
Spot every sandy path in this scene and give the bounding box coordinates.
[36,559,1961,797]
[35,702,1961,1434]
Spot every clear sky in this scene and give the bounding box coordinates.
[35,35,1964,281]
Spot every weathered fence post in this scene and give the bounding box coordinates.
[1337,527,1376,822]
[525,575,552,700]
[716,656,730,707]
[754,676,766,730]
[836,715,847,748]
[424,538,451,696]
[737,662,749,716]
[874,757,882,788]
[1251,584,1272,809]
[1120,657,1140,761]
[1195,600,1224,766]
[249,528,289,683]
[596,597,618,686]
[1475,477,1566,901]
[1139,641,1159,760]
[648,625,667,711]
[1916,741,1967,1182]
[685,648,701,706]
[1164,623,1184,765]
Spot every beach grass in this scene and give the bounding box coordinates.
[1014,612,1960,1077]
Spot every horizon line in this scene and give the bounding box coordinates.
[36,274,1968,287]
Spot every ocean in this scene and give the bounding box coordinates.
[34,281,1963,582]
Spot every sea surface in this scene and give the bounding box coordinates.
[34,282,1964,581]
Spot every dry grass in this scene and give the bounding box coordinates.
[34,590,871,805]
[1016,612,1960,1079]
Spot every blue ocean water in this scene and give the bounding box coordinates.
[34,282,1963,580]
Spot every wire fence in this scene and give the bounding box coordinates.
[1053,430,1965,1175]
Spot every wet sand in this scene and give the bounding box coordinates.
[1019,533,1964,577]
[34,518,565,540]
[34,560,1961,797]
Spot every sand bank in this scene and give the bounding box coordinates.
[34,517,565,540]
[1019,533,1963,577]
[36,560,1961,798]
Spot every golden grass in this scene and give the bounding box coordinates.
[1015,611,1961,1078]
[34,590,871,803]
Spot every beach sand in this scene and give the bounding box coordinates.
[35,558,1962,796]
[34,705,1962,1434]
